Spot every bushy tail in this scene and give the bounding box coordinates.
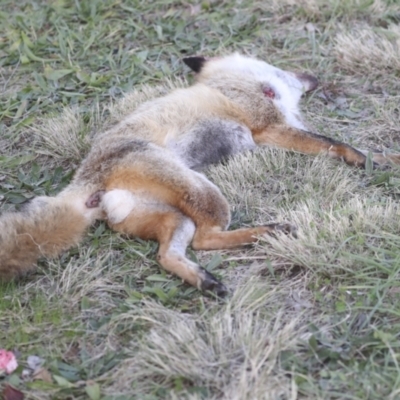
[0,192,100,281]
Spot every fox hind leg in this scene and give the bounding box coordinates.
[104,160,296,250]
[102,190,227,296]
[156,213,228,296]
[192,222,297,251]
[101,186,295,295]
[99,151,296,294]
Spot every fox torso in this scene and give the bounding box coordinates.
[78,54,311,184]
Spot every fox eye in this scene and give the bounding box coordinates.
[263,86,275,99]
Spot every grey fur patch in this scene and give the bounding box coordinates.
[168,119,256,170]
[107,139,149,159]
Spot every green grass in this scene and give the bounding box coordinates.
[1,0,400,399]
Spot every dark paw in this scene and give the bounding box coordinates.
[365,161,380,170]
[200,268,228,297]
[85,190,105,208]
[373,163,391,172]
[267,223,298,239]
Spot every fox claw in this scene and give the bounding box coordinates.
[266,223,298,238]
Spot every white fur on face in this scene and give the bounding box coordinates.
[205,53,308,130]
[102,189,137,224]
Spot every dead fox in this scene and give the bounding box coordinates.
[1,53,399,295]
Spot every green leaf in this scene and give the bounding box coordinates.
[76,70,91,83]
[56,361,81,382]
[146,274,170,282]
[33,71,48,91]
[53,375,74,388]
[21,31,34,48]
[20,54,30,64]
[7,374,21,387]
[365,151,374,176]
[205,253,223,271]
[81,296,92,310]
[44,68,74,81]
[9,38,21,52]
[14,115,35,128]
[22,44,52,62]
[127,290,144,300]
[85,382,101,400]
[370,171,391,186]
[93,222,106,238]
[143,287,169,302]
[335,300,347,312]
[308,335,318,351]
[14,99,28,119]
[0,154,36,168]
[4,193,29,204]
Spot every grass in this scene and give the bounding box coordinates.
[1,0,400,398]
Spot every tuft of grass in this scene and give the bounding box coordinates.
[31,108,92,163]
[1,0,400,399]
[334,24,400,75]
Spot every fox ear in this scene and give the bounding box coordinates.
[183,56,207,73]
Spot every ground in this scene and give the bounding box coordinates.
[1,0,400,399]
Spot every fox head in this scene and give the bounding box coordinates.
[183,53,318,131]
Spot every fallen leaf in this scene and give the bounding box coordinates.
[2,385,24,400]
[32,368,53,383]
[63,343,80,362]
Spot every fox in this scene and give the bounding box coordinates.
[1,53,399,296]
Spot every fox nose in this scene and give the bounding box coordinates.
[293,72,319,92]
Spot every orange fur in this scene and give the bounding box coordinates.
[0,196,96,280]
[253,125,368,167]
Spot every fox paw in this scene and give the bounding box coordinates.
[265,223,298,238]
[200,268,228,297]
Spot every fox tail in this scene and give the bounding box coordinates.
[0,189,101,281]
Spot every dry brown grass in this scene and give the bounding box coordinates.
[107,283,306,400]
[2,0,400,399]
[334,24,400,74]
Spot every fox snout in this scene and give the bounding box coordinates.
[293,72,319,92]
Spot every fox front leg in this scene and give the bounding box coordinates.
[254,125,370,168]
[100,189,228,296]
